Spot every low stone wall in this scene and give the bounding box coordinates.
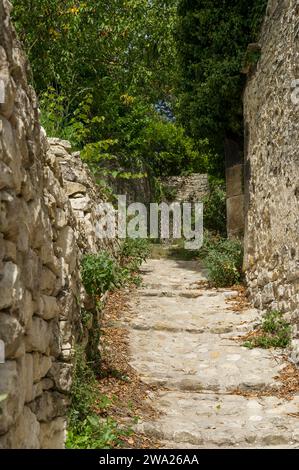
[0,0,117,448]
[243,0,299,358]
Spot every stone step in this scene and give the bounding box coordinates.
[129,331,284,393]
[127,294,258,334]
[137,392,299,448]
[128,258,299,449]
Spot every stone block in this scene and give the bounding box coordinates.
[0,261,20,310]
[40,267,57,296]
[25,317,52,354]
[0,160,13,190]
[56,226,76,264]
[32,353,52,383]
[0,313,24,359]
[70,196,90,211]
[0,406,40,449]
[3,239,16,262]
[65,182,86,196]
[39,417,66,449]
[22,249,40,295]
[19,289,35,328]
[47,362,73,393]
[28,391,69,422]
[0,360,23,434]
[39,295,60,321]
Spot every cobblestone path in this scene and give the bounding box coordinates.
[123,259,299,448]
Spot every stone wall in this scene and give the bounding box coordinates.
[0,0,116,448]
[162,174,210,202]
[243,0,299,357]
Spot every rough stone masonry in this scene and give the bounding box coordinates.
[0,0,116,448]
[243,0,299,359]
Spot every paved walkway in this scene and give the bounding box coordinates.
[124,258,299,448]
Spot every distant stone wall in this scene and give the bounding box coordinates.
[0,0,117,448]
[162,174,210,202]
[244,0,299,357]
[109,173,152,205]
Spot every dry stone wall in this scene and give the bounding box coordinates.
[244,0,299,358]
[162,174,210,202]
[0,0,117,448]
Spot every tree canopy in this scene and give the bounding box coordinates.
[176,0,268,158]
[12,0,268,183]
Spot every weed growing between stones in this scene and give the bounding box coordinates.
[199,232,243,287]
[66,347,132,449]
[243,310,292,349]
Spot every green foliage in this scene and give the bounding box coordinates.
[200,233,243,287]
[176,0,268,165]
[40,88,106,147]
[81,243,150,300]
[68,347,98,427]
[12,0,179,130]
[244,311,292,350]
[203,178,227,237]
[138,117,208,177]
[12,0,214,181]
[12,0,269,189]
[161,185,178,202]
[81,252,121,298]
[66,415,131,449]
[80,309,93,328]
[120,238,151,273]
[67,348,129,449]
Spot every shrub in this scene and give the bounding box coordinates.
[244,311,292,349]
[120,239,151,270]
[81,252,121,298]
[200,233,243,287]
[81,243,151,298]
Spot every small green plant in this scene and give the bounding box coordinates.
[66,415,131,449]
[242,44,262,74]
[81,252,121,298]
[81,245,150,300]
[68,347,98,427]
[67,348,130,449]
[80,309,93,328]
[244,311,292,349]
[119,238,151,286]
[120,238,151,271]
[199,233,243,287]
